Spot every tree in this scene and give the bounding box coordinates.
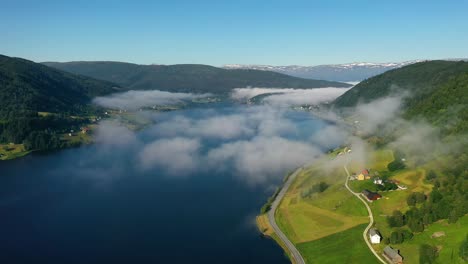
[408,218,424,232]
[426,170,437,181]
[448,210,459,224]
[419,244,438,264]
[460,235,468,261]
[407,193,417,206]
[388,210,406,227]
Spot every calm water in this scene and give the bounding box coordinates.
[0,103,328,263]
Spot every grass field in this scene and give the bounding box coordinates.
[275,161,369,245]
[370,149,394,171]
[0,143,31,160]
[296,224,379,264]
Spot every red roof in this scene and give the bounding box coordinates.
[362,169,369,175]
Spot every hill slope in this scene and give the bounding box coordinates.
[333,60,468,135]
[43,61,351,94]
[0,55,120,118]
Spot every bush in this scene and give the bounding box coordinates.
[460,234,468,261]
[419,244,438,264]
[301,182,329,198]
[388,159,406,171]
[388,210,406,227]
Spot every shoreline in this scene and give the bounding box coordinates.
[256,167,305,264]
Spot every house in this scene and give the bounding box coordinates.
[383,246,403,264]
[357,169,371,180]
[373,177,383,185]
[369,228,381,244]
[81,127,90,134]
[362,189,382,201]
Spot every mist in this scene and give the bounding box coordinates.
[93,90,212,110]
[231,87,351,106]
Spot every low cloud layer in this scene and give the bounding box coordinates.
[93,90,212,110]
[139,137,201,175]
[82,88,460,187]
[231,87,351,106]
[207,136,322,184]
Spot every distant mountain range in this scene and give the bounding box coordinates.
[43,61,350,94]
[224,61,425,82]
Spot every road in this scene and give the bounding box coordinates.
[343,165,387,264]
[267,167,306,264]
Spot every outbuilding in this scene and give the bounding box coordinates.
[383,246,403,264]
[369,228,381,244]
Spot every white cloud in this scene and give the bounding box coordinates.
[139,137,201,175]
[206,136,322,184]
[93,90,212,110]
[231,87,350,106]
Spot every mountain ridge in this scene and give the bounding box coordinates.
[43,61,351,94]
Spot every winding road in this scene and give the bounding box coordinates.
[343,165,387,264]
[267,167,306,264]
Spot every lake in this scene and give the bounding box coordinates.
[0,102,331,263]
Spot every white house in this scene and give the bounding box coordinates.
[369,228,381,244]
[373,177,383,185]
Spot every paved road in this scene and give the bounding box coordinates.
[267,168,306,264]
[343,165,387,264]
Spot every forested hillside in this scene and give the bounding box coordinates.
[0,55,121,154]
[0,55,120,119]
[333,60,468,135]
[43,61,351,94]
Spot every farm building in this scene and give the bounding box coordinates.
[357,169,371,180]
[383,246,403,264]
[362,189,382,201]
[369,228,381,244]
[373,177,383,185]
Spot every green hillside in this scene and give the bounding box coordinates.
[0,55,120,118]
[333,60,468,135]
[43,61,351,94]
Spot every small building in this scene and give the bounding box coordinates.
[362,189,382,201]
[81,127,90,134]
[383,246,403,264]
[369,228,381,244]
[373,177,383,185]
[357,169,371,180]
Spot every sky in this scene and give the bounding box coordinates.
[1,0,467,66]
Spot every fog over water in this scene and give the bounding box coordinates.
[1,88,345,263]
[2,86,447,263]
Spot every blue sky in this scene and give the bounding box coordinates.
[1,0,467,66]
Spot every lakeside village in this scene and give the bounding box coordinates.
[340,148,408,264]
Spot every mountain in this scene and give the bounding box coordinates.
[42,61,351,94]
[223,61,423,82]
[333,60,468,134]
[0,55,120,118]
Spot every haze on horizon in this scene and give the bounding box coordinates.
[1,0,467,66]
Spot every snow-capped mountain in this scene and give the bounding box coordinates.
[223,61,423,82]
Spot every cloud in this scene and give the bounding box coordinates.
[148,105,297,139]
[206,136,322,184]
[310,125,348,150]
[139,137,201,175]
[352,95,404,134]
[231,87,350,106]
[93,90,212,110]
[94,121,139,147]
